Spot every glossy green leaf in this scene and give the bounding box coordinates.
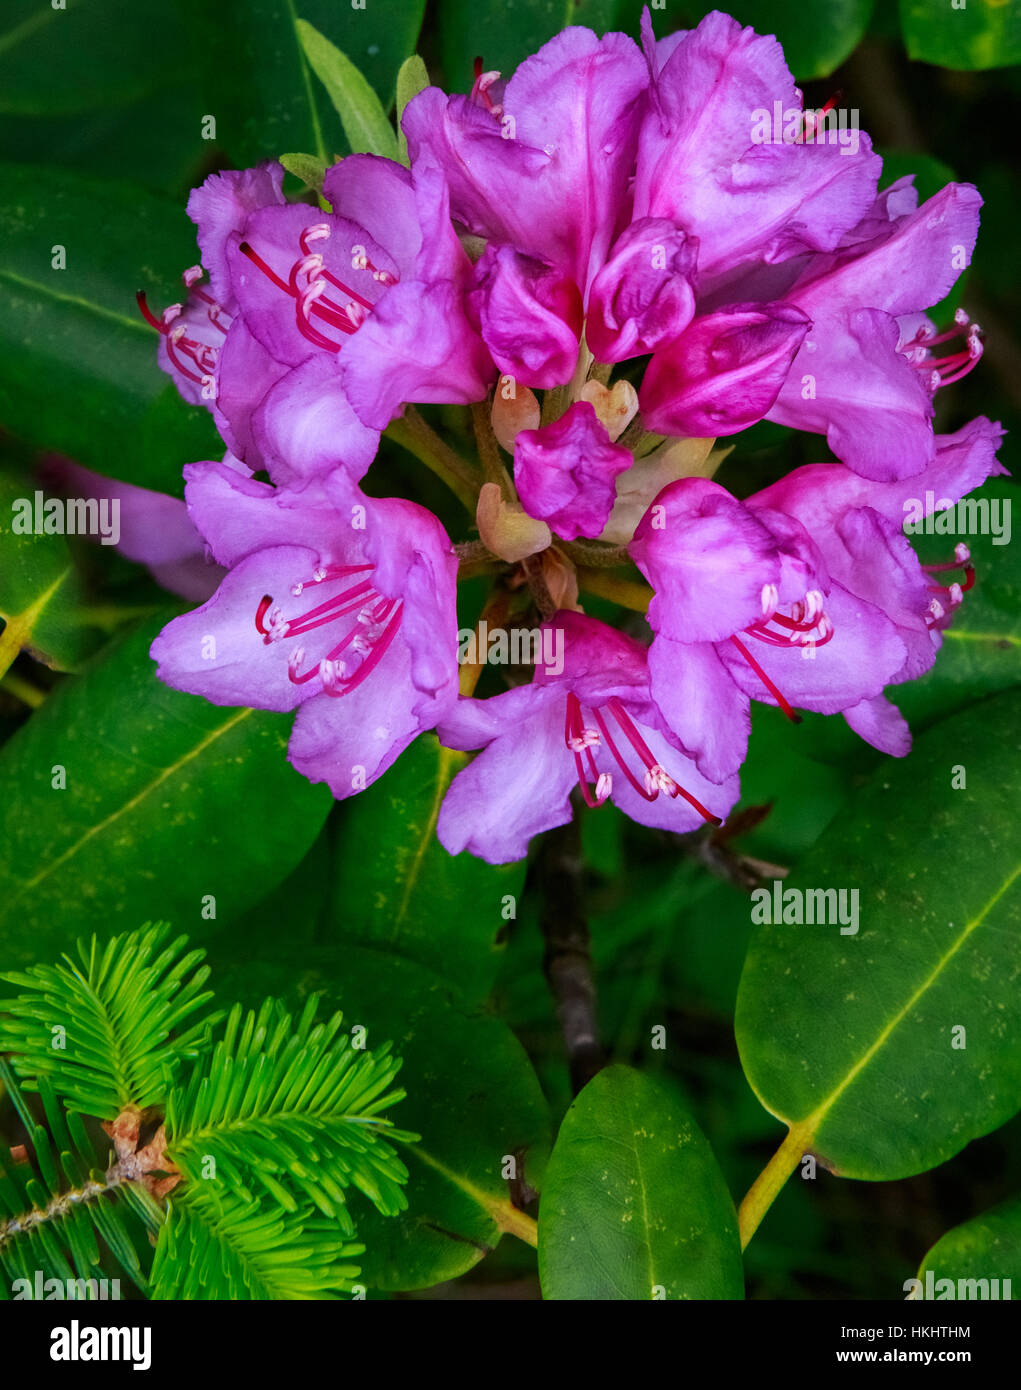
[440,0,620,90]
[900,0,1021,71]
[0,0,188,117]
[395,54,430,165]
[187,1,423,167]
[736,690,1021,1181]
[0,616,332,967]
[914,1196,1021,1297]
[0,163,220,496]
[0,468,94,675]
[209,946,551,1290]
[296,20,399,161]
[278,151,329,192]
[330,734,525,1000]
[538,1065,744,1299]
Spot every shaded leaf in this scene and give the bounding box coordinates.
[915,1195,1021,1296]
[210,946,550,1291]
[0,163,220,496]
[736,691,1021,1181]
[900,0,1021,71]
[330,734,525,1000]
[0,616,332,966]
[538,1065,744,1299]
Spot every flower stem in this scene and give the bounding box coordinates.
[471,400,515,499]
[737,1124,808,1250]
[577,568,652,613]
[385,408,482,512]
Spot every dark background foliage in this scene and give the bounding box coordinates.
[0,0,1018,1300]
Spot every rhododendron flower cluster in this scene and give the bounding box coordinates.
[122,8,1003,865]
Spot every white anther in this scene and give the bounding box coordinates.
[303,223,331,243]
[954,306,970,326]
[954,543,971,564]
[928,597,946,621]
[183,265,204,287]
[929,370,942,392]
[312,567,327,583]
[320,658,344,690]
[291,582,304,596]
[297,253,324,278]
[595,773,613,803]
[288,646,306,674]
[968,334,984,360]
[345,301,367,328]
[567,728,600,752]
[351,248,369,270]
[164,303,184,326]
[644,765,676,797]
[300,279,328,317]
[760,583,779,618]
[353,633,372,655]
[948,582,964,604]
[804,589,825,622]
[264,607,288,641]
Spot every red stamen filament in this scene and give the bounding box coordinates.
[729,636,802,723]
[564,693,721,824]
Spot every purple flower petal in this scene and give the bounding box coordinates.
[514,402,633,540]
[641,302,809,437]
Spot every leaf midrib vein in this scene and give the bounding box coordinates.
[3,706,254,909]
[796,861,1021,1142]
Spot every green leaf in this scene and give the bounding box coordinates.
[440,0,620,89]
[0,1064,157,1297]
[179,0,424,167]
[538,1065,744,1299]
[166,994,411,1227]
[915,1196,1021,1297]
[209,946,551,1290]
[736,690,1021,1182]
[0,923,216,1119]
[0,616,332,968]
[395,54,430,165]
[296,20,399,161]
[278,151,329,192]
[0,0,188,117]
[329,734,525,1000]
[151,1187,364,1300]
[0,469,93,676]
[899,0,1021,70]
[0,163,220,496]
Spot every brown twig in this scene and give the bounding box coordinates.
[536,811,604,1094]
